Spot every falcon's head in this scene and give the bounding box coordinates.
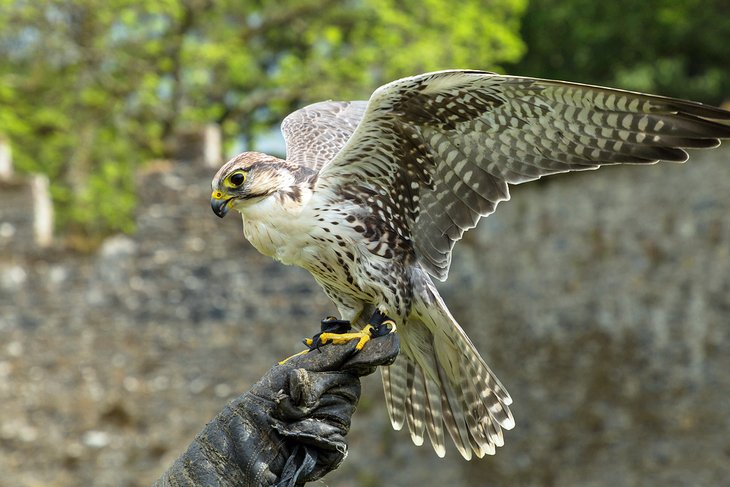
[210,152,292,218]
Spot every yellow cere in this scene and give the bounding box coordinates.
[211,190,225,200]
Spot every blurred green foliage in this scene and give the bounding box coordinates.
[1,0,728,243]
[0,0,525,243]
[511,0,730,104]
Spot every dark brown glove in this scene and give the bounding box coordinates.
[154,332,400,487]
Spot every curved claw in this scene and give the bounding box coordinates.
[373,319,397,336]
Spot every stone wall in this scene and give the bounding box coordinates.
[1,140,729,486]
[0,160,53,253]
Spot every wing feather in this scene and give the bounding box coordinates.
[313,70,730,278]
[282,100,368,171]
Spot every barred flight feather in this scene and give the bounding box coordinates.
[381,352,407,430]
[423,360,447,457]
[405,362,427,445]
[437,361,472,460]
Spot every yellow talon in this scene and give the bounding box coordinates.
[320,324,375,350]
[278,320,396,365]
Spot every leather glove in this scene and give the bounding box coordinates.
[154,332,400,487]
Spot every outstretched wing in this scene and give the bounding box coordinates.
[316,70,730,280]
[282,100,368,172]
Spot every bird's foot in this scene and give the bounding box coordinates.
[318,325,374,351]
[303,316,353,349]
[277,313,396,365]
[318,310,396,350]
[278,317,353,364]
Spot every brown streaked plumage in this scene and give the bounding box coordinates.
[211,70,730,459]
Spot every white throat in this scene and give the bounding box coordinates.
[237,187,313,266]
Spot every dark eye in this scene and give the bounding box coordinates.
[229,172,246,186]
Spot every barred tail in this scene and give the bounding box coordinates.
[381,278,514,459]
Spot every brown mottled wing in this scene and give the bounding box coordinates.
[281,100,368,171]
[317,70,730,280]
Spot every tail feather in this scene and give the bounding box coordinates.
[409,343,449,457]
[457,356,492,458]
[423,371,446,457]
[404,362,426,446]
[379,275,514,459]
[461,352,506,449]
[382,357,407,430]
[436,362,473,460]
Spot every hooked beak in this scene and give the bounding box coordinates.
[211,191,231,218]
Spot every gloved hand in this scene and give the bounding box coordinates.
[154,332,400,487]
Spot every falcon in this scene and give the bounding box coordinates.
[210,70,730,459]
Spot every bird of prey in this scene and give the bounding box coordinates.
[211,70,730,459]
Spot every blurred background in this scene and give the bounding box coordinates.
[1,1,729,485]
